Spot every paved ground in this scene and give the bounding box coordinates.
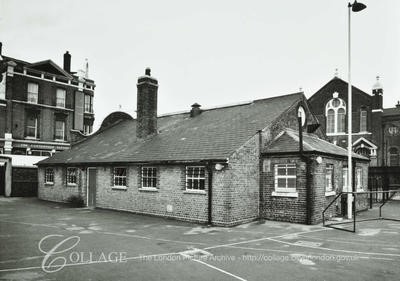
[0,197,399,281]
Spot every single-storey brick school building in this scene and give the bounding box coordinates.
[37,69,369,226]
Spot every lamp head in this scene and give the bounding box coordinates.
[351,1,367,12]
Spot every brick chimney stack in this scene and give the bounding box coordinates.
[63,51,71,73]
[137,68,158,138]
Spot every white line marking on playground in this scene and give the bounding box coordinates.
[224,245,394,261]
[190,258,247,281]
[99,231,208,246]
[203,228,328,251]
[0,252,181,273]
[297,234,398,247]
[267,238,400,258]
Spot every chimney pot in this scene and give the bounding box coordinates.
[396,101,400,108]
[0,42,2,56]
[190,103,202,117]
[145,67,151,76]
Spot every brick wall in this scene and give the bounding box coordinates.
[261,156,308,223]
[95,165,209,223]
[213,135,260,225]
[261,154,369,225]
[38,167,86,204]
[310,156,344,224]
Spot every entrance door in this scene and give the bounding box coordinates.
[87,168,96,207]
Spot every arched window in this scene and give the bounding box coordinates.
[327,109,335,133]
[388,147,399,166]
[325,94,346,134]
[360,109,367,132]
[337,108,346,133]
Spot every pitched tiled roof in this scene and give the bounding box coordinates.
[38,93,304,165]
[383,107,400,117]
[264,128,368,161]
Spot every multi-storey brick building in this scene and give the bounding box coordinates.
[0,43,95,156]
[0,43,95,196]
[308,75,400,190]
[36,68,368,226]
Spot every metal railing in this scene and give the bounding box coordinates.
[322,190,399,232]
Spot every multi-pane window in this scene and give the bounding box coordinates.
[84,94,93,113]
[325,164,334,192]
[141,167,157,188]
[66,168,77,185]
[113,167,127,187]
[83,124,93,135]
[27,83,38,103]
[45,168,54,184]
[55,120,65,141]
[26,115,38,138]
[274,164,296,192]
[355,167,363,191]
[388,147,399,167]
[326,97,346,134]
[186,166,206,190]
[360,109,367,132]
[56,88,66,108]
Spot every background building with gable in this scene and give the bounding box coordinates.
[308,74,400,194]
[0,42,95,196]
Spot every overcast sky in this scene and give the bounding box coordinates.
[1,0,399,129]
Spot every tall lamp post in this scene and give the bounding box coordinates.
[347,0,367,219]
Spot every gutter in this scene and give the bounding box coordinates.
[37,158,229,167]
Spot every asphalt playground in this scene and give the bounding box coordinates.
[0,197,399,281]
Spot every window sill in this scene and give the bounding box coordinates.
[139,187,158,192]
[54,139,66,142]
[67,183,77,187]
[325,191,336,197]
[272,191,298,198]
[25,137,39,140]
[184,189,206,195]
[112,186,127,191]
[44,182,54,186]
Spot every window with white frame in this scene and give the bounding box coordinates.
[325,96,346,134]
[84,94,93,113]
[56,88,66,108]
[66,168,77,185]
[325,164,334,192]
[274,164,296,192]
[113,167,127,187]
[27,82,39,104]
[55,120,65,141]
[186,166,206,190]
[141,167,157,188]
[45,168,54,184]
[26,115,38,138]
[355,167,363,191]
[360,109,367,132]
